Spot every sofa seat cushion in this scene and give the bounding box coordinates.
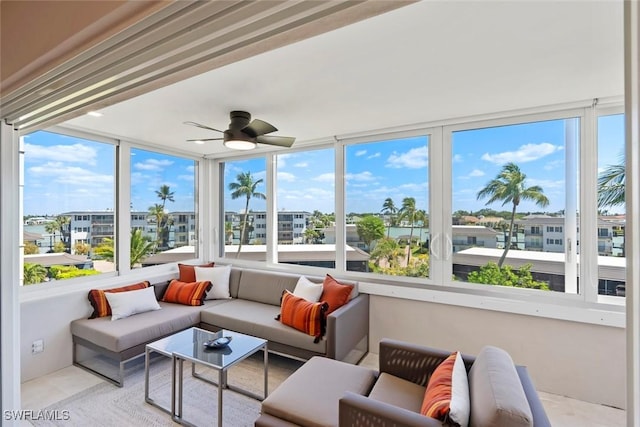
[71,300,228,353]
[261,356,377,427]
[200,299,327,354]
[469,346,533,427]
[368,372,426,413]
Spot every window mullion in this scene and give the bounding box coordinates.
[335,142,346,273]
[430,126,447,284]
[581,107,599,302]
[117,142,131,273]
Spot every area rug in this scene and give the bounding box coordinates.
[31,352,303,427]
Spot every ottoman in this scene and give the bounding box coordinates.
[255,356,377,427]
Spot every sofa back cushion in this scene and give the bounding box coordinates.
[236,269,300,305]
[468,346,533,427]
[229,267,243,298]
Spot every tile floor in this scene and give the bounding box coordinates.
[20,354,626,427]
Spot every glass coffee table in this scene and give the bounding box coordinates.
[144,327,268,426]
[172,328,268,426]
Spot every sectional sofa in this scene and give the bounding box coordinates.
[70,266,369,386]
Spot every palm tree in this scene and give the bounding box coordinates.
[477,162,549,267]
[380,198,397,238]
[228,172,266,255]
[597,155,625,208]
[156,184,175,208]
[148,204,165,250]
[130,228,155,268]
[155,185,175,248]
[23,263,48,285]
[93,229,154,268]
[398,197,418,263]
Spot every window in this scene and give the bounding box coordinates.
[597,113,626,297]
[21,130,115,284]
[276,148,335,267]
[345,136,430,277]
[452,117,579,294]
[130,148,197,268]
[222,158,267,259]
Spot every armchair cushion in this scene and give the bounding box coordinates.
[368,372,425,412]
[468,346,533,427]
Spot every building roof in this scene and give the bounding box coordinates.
[24,253,91,267]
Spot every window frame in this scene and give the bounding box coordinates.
[19,127,203,298]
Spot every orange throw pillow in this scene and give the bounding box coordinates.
[88,281,150,319]
[178,262,215,283]
[279,291,328,343]
[320,274,353,314]
[162,279,212,306]
[421,351,470,426]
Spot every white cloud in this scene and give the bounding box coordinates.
[134,158,174,171]
[481,142,562,164]
[469,169,485,177]
[345,171,376,182]
[527,178,565,190]
[453,154,463,163]
[177,174,194,181]
[314,173,335,182]
[386,146,428,169]
[278,171,296,182]
[294,162,308,168]
[28,163,113,186]
[24,143,98,166]
[367,152,381,159]
[355,150,367,157]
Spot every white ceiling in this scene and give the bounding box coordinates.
[62,1,624,157]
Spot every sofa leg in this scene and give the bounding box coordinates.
[72,342,124,387]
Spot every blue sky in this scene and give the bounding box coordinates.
[23,131,194,216]
[25,114,625,217]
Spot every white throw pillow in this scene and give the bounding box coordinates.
[450,351,471,427]
[196,265,231,299]
[292,276,323,302]
[104,286,161,321]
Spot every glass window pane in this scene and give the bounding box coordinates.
[345,136,430,277]
[22,130,115,284]
[130,148,197,268]
[597,113,626,298]
[452,119,577,293]
[276,149,335,268]
[222,158,267,260]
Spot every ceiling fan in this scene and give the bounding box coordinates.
[184,111,295,150]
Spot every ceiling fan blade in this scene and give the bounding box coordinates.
[183,121,224,133]
[256,135,295,148]
[186,137,223,142]
[243,119,277,137]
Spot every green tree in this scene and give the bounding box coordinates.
[355,215,385,250]
[597,154,625,208]
[45,216,71,252]
[477,163,549,267]
[380,198,397,238]
[74,242,90,255]
[370,237,403,269]
[130,228,155,268]
[93,229,154,268]
[23,263,47,285]
[467,262,549,290]
[24,241,39,255]
[225,221,234,244]
[148,203,165,250]
[304,227,320,244]
[53,241,66,253]
[228,172,266,255]
[49,265,99,280]
[398,197,418,263]
[154,185,175,248]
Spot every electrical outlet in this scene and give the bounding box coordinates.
[32,339,44,354]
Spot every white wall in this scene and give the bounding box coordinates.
[369,295,626,409]
[20,286,625,410]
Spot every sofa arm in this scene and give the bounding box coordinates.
[326,293,369,363]
[339,391,441,427]
[516,366,552,427]
[379,338,475,387]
